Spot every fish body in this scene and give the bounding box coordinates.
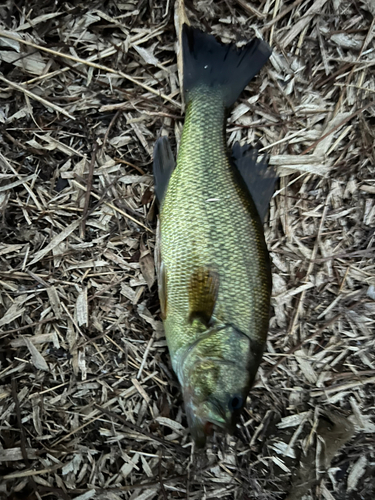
[153,25,275,446]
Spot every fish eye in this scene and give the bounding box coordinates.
[228,395,243,411]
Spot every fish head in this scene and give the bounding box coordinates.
[181,324,264,447]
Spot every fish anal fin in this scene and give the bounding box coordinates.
[153,136,175,203]
[188,267,219,327]
[232,142,278,221]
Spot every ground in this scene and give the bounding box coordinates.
[0,1,374,499]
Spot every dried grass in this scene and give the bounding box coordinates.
[0,1,374,499]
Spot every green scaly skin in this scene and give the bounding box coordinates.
[159,86,271,445]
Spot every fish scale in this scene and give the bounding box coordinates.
[162,89,270,360]
[153,25,275,446]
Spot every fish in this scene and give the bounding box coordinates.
[153,24,276,447]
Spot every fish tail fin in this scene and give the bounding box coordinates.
[182,24,272,108]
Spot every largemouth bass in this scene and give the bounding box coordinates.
[153,25,276,447]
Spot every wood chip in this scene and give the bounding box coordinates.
[24,338,49,371]
[347,456,368,492]
[28,220,80,266]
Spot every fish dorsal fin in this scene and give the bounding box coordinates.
[153,136,175,203]
[188,267,219,327]
[232,143,278,221]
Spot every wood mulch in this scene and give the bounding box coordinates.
[0,1,374,499]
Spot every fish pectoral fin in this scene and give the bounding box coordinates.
[188,267,219,327]
[232,142,278,221]
[153,136,175,203]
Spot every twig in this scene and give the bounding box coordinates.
[51,415,103,447]
[71,179,154,233]
[102,110,121,150]
[312,248,375,262]
[0,318,56,337]
[311,376,375,396]
[11,378,30,467]
[114,157,147,175]
[265,313,341,378]
[300,102,373,155]
[288,203,328,336]
[315,62,354,90]
[235,0,266,19]
[80,143,98,239]
[0,30,181,108]
[0,173,37,193]
[94,405,190,456]
[333,17,375,116]
[10,377,53,497]
[334,83,375,94]
[1,463,65,480]
[159,451,168,500]
[56,475,188,494]
[0,74,75,120]
[264,0,305,29]
[280,0,329,49]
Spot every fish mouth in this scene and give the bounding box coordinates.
[188,415,235,448]
[177,324,250,446]
[185,396,235,447]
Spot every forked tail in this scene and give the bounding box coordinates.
[182,24,272,108]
